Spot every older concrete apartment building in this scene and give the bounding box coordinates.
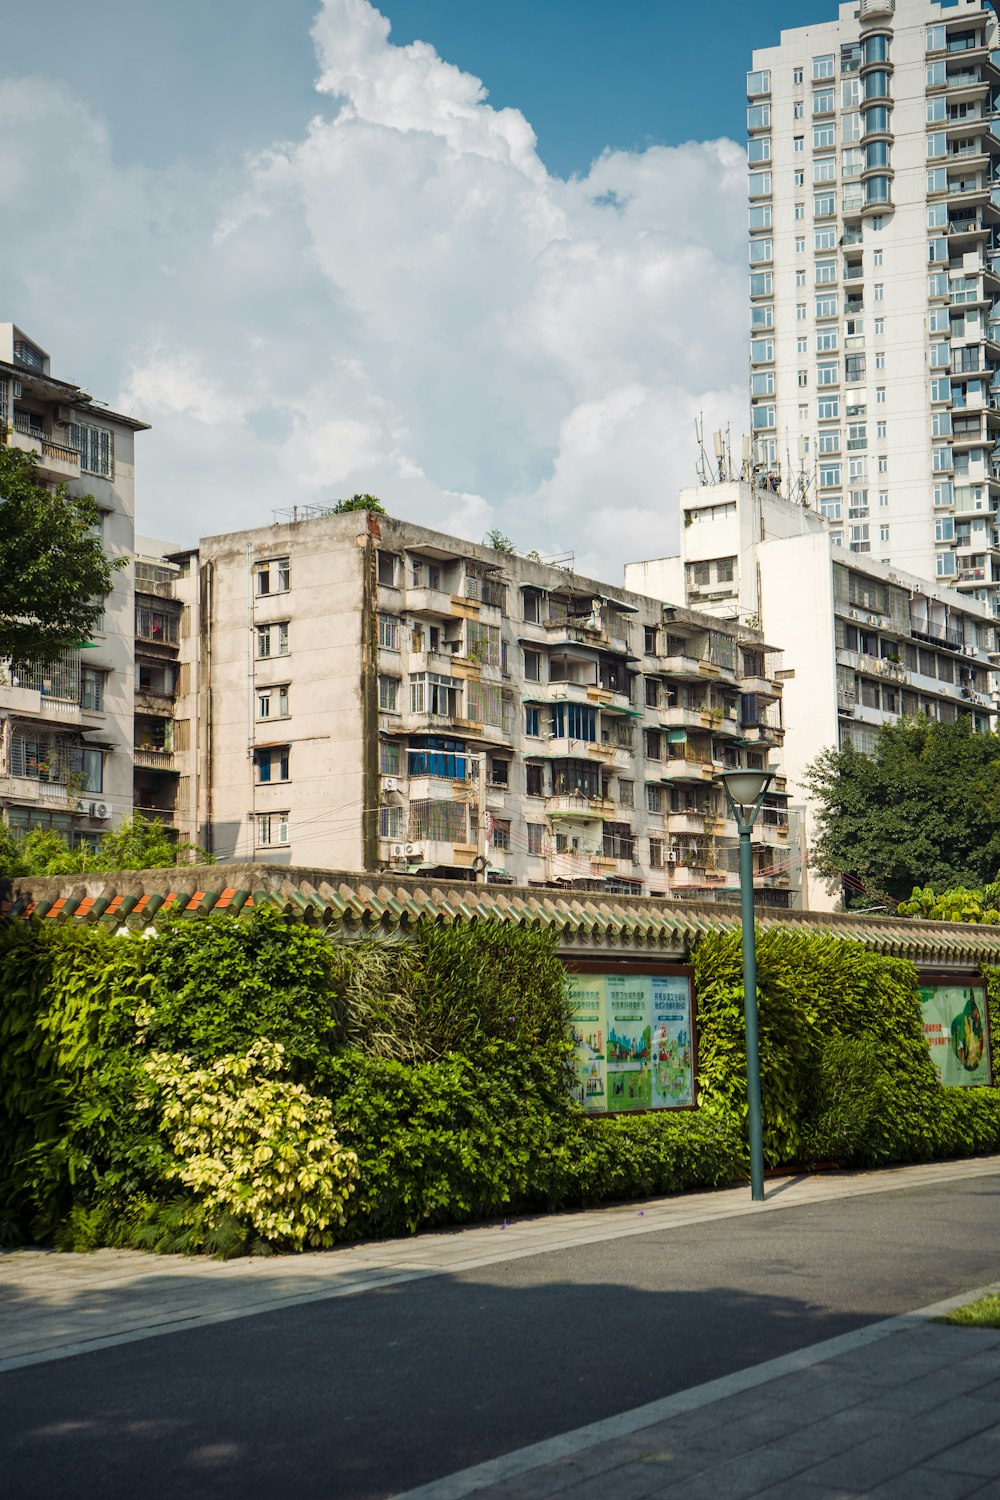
[164,510,794,903]
[748,0,1000,608]
[0,324,146,846]
[626,477,998,908]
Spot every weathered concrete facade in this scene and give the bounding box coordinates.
[169,510,793,904]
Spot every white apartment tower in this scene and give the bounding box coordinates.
[748,0,1000,609]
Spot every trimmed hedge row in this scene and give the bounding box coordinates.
[1,911,998,1254]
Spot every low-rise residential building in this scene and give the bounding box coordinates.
[626,479,998,909]
[0,324,147,846]
[173,509,794,903]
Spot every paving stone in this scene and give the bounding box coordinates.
[648,1442,819,1499]
[866,1465,989,1499]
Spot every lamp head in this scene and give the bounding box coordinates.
[715,768,774,826]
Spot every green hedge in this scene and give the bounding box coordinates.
[1,911,998,1256]
[694,926,1000,1170]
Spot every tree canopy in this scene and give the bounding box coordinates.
[0,446,123,664]
[0,815,213,878]
[330,494,385,514]
[805,716,1000,907]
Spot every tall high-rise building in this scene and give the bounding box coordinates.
[748,0,1000,612]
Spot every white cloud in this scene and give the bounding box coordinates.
[0,1,749,580]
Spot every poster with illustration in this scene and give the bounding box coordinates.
[568,972,606,1111]
[566,966,696,1113]
[649,974,696,1108]
[918,980,992,1088]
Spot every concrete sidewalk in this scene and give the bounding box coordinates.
[398,1292,1000,1500]
[2,1156,999,1375]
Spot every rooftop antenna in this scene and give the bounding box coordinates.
[741,435,753,484]
[713,429,726,484]
[797,436,810,506]
[695,414,711,486]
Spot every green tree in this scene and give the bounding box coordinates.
[0,446,123,664]
[330,494,385,514]
[483,527,516,554]
[92,814,213,871]
[0,815,212,878]
[805,717,1000,907]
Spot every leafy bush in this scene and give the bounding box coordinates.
[3,909,1000,1257]
[694,927,944,1168]
[141,1040,357,1251]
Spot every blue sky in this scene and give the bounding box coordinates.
[1,0,812,570]
[7,0,806,177]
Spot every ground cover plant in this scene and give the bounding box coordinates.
[1,911,998,1255]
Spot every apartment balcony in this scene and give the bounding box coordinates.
[545,794,612,821]
[133,747,177,772]
[0,775,72,808]
[740,721,785,748]
[659,755,715,784]
[739,674,781,700]
[666,811,705,837]
[402,585,455,621]
[134,685,178,715]
[592,854,641,880]
[658,652,736,685]
[658,705,709,733]
[6,423,81,483]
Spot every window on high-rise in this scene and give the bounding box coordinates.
[796,269,806,287]
[813,157,835,184]
[816,294,837,318]
[813,88,835,116]
[873,249,883,267]
[797,303,807,320]
[813,124,835,150]
[812,54,834,81]
[926,25,946,53]
[748,138,771,164]
[842,109,861,140]
[794,135,804,153]
[874,318,884,336]
[797,336,808,353]
[794,66,803,84]
[794,99,804,119]
[794,170,804,187]
[798,370,808,387]
[749,171,772,196]
[874,284,884,302]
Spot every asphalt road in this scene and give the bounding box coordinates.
[2,1177,998,1499]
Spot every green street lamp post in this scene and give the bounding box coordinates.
[715,767,774,1202]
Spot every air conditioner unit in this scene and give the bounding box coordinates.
[666,848,678,864]
[390,843,406,859]
[76,799,94,815]
[93,802,111,820]
[849,608,860,620]
[54,404,75,426]
[404,843,422,857]
[381,775,399,793]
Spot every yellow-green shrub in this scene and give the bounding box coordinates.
[142,1040,357,1251]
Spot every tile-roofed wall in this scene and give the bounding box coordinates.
[9,863,1000,970]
